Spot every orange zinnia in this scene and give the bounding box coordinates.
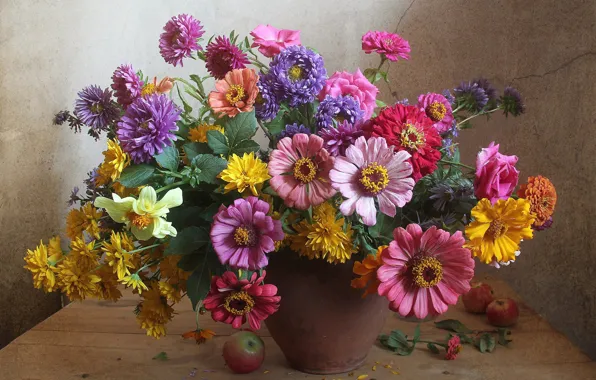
[208,68,259,118]
[351,246,387,298]
[517,175,557,227]
[182,328,216,345]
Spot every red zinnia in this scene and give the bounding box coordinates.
[365,104,442,181]
[203,271,280,330]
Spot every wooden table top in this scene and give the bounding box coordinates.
[1,275,595,380]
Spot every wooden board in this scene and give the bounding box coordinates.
[1,275,595,380]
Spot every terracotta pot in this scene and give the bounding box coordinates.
[264,250,389,375]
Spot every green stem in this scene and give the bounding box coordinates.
[156,180,187,194]
[408,339,447,348]
[158,169,183,179]
[439,159,475,171]
[258,121,274,142]
[377,56,386,72]
[128,243,161,255]
[195,300,204,330]
[457,107,500,127]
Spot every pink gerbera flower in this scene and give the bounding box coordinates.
[417,93,454,134]
[210,197,284,270]
[203,271,280,330]
[362,31,410,62]
[377,224,475,319]
[268,134,336,210]
[330,136,414,226]
[159,14,204,67]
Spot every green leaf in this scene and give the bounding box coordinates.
[476,333,496,353]
[186,255,211,310]
[117,164,155,187]
[183,142,212,161]
[197,203,220,222]
[434,319,473,334]
[164,226,209,255]
[225,111,258,149]
[375,99,387,108]
[176,84,193,114]
[191,154,227,184]
[368,212,398,239]
[167,206,202,229]
[189,74,205,96]
[154,145,179,172]
[231,140,260,155]
[263,111,285,135]
[177,252,204,271]
[207,130,228,155]
[427,342,440,354]
[412,324,421,344]
[152,351,168,361]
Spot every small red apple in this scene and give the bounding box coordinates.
[223,331,265,374]
[486,298,519,327]
[462,282,494,313]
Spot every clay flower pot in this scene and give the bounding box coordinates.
[264,250,389,375]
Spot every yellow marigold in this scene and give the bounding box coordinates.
[517,175,557,227]
[56,256,101,301]
[219,152,271,196]
[121,273,149,293]
[112,182,141,198]
[351,246,387,298]
[24,239,62,292]
[69,236,100,269]
[96,265,123,302]
[65,202,103,240]
[101,231,136,280]
[188,123,224,143]
[159,255,190,291]
[158,281,182,303]
[100,139,130,184]
[182,329,216,345]
[136,283,174,339]
[465,198,535,265]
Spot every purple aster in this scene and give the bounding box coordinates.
[315,95,363,129]
[500,86,525,117]
[269,45,327,107]
[84,168,99,191]
[205,36,250,79]
[117,94,180,163]
[111,64,144,108]
[472,78,498,103]
[255,74,279,122]
[318,120,364,156]
[67,186,80,206]
[442,89,456,107]
[454,81,488,112]
[74,85,119,131]
[534,216,553,231]
[279,123,310,140]
[159,14,204,67]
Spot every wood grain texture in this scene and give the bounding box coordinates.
[1,275,594,380]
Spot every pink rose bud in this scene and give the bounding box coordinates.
[249,24,301,58]
[474,142,519,203]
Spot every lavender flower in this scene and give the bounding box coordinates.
[255,75,279,122]
[395,98,410,106]
[84,168,99,191]
[442,137,455,158]
[500,86,525,117]
[429,183,455,211]
[53,110,70,125]
[319,121,364,156]
[117,94,180,163]
[67,186,80,206]
[534,216,553,231]
[442,90,455,107]
[315,95,363,129]
[269,45,327,107]
[454,81,488,112]
[74,85,119,131]
[205,36,249,79]
[473,78,498,103]
[279,123,310,140]
[111,64,144,108]
[159,14,204,67]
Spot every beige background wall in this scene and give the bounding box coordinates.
[1,0,594,357]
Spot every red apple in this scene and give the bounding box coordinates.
[223,331,265,374]
[462,282,494,313]
[486,298,519,327]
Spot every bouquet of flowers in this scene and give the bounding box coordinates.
[25,14,556,342]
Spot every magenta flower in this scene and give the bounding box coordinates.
[159,14,204,67]
[249,24,301,58]
[417,93,454,134]
[268,134,336,210]
[362,31,410,62]
[111,64,144,108]
[203,271,280,330]
[330,136,414,226]
[319,120,364,157]
[377,225,475,319]
[318,70,378,120]
[205,36,250,79]
[474,142,519,203]
[210,197,283,270]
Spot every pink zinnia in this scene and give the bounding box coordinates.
[361,31,411,62]
[377,224,475,319]
[417,93,454,134]
[203,271,280,330]
[205,36,250,79]
[319,70,379,120]
[159,14,204,67]
[210,197,283,270]
[445,336,462,360]
[111,64,144,108]
[330,136,414,226]
[268,134,336,210]
[249,24,301,58]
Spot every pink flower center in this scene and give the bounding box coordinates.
[226,84,246,105]
[409,256,443,288]
[486,219,507,240]
[223,291,255,316]
[384,38,393,46]
[293,157,317,184]
[233,226,257,246]
[426,101,447,122]
[359,162,389,194]
[400,123,426,151]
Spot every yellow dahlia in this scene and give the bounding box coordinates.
[56,256,101,301]
[121,273,149,293]
[24,239,61,292]
[219,152,271,196]
[98,139,130,184]
[158,281,182,303]
[101,231,136,280]
[136,283,174,339]
[65,202,103,240]
[69,236,100,269]
[465,198,535,264]
[517,175,557,227]
[188,123,224,143]
[96,265,123,302]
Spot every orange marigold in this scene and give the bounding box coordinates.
[182,328,216,345]
[351,245,387,298]
[517,175,557,227]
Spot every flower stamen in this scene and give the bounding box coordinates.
[223,291,255,316]
[410,256,443,288]
[127,212,152,229]
[288,65,304,81]
[400,123,426,151]
[141,83,157,97]
[486,219,507,240]
[233,226,256,246]
[225,84,246,105]
[293,157,317,183]
[427,101,447,122]
[359,162,389,194]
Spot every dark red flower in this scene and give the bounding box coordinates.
[205,36,250,80]
[365,104,442,181]
[203,271,280,330]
